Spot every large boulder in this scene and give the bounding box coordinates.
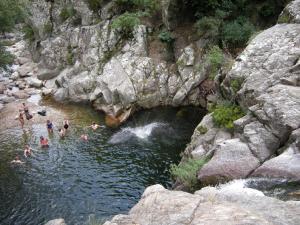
[198,138,260,185]
[279,0,300,24]
[104,184,300,225]
[17,62,36,77]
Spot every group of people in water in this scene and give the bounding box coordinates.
[11,102,103,164]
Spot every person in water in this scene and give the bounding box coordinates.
[89,122,101,131]
[58,128,65,138]
[63,119,69,132]
[24,145,32,158]
[46,120,54,133]
[22,103,33,120]
[40,136,49,148]
[11,155,24,164]
[18,110,25,129]
[80,134,88,141]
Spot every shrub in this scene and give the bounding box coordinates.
[60,5,77,22]
[195,17,221,39]
[66,45,74,65]
[212,103,245,129]
[111,12,140,38]
[0,43,14,69]
[230,77,244,94]
[22,24,35,42]
[206,45,223,79]
[222,17,255,49]
[158,30,174,43]
[72,16,82,26]
[170,157,208,190]
[116,0,160,14]
[85,0,103,12]
[277,12,291,23]
[197,125,208,134]
[43,22,52,35]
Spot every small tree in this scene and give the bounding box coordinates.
[111,12,140,38]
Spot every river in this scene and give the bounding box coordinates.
[0,99,205,225]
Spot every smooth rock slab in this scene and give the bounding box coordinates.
[198,138,260,185]
[252,146,300,181]
[104,184,300,225]
[12,90,30,99]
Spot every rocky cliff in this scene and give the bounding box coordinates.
[184,0,300,186]
[23,0,218,124]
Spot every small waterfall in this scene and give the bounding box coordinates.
[109,122,166,144]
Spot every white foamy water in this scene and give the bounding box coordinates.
[218,179,265,197]
[109,122,166,144]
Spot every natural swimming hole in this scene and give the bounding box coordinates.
[0,103,205,225]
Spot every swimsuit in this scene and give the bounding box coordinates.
[64,124,69,129]
[47,123,53,129]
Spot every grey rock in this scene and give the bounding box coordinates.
[17,62,36,77]
[44,218,66,225]
[26,77,43,88]
[12,90,30,99]
[252,146,300,181]
[198,138,260,185]
[279,0,300,24]
[37,68,61,80]
[0,95,15,103]
[104,184,300,225]
[0,83,6,94]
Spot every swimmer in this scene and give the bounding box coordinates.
[11,155,24,164]
[89,122,101,131]
[58,128,65,138]
[40,136,49,148]
[46,120,54,133]
[63,119,69,132]
[80,134,88,141]
[24,145,32,158]
[22,102,33,120]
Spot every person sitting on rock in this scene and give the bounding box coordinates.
[11,155,24,164]
[24,145,32,158]
[40,136,49,148]
[22,102,33,120]
[58,128,65,138]
[46,120,54,133]
[18,110,25,129]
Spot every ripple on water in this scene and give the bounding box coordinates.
[0,106,205,225]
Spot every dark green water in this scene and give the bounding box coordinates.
[0,104,205,225]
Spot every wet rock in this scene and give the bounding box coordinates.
[104,184,300,225]
[44,218,66,225]
[198,138,260,185]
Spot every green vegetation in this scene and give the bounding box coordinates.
[0,43,14,69]
[222,17,255,49]
[278,12,291,23]
[60,5,77,22]
[197,125,208,134]
[22,24,35,42]
[66,45,75,65]
[170,157,208,190]
[43,22,53,35]
[116,0,160,15]
[212,102,245,129]
[0,0,25,34]
[230,77,244,94]
[158,30,174,43]
[85,0,103,12]
[111,12,140,38]
[206,45,223,79]
[195,17,220,40]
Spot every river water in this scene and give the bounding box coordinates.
[0,101,205,225]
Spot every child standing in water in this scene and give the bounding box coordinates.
[40,136,49,148]
[24,145,32,158]
[18,110,25,129]
[46,120,54,133]
[58,128,65,138]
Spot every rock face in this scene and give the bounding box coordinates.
[104,184,300,225]
[26,0,220,122]
[184,14,300,185]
